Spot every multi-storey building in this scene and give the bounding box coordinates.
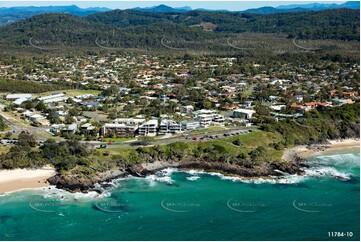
[138,120,158,136]
[158,119,182,134]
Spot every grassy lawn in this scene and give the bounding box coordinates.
[0,145,11,155]
[191,126,228,134]
[93,129,285,163]
[38,89,101,97]
[220,130,283,148]
[0,111,32,128]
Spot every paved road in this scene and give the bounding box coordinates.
[0,105,51,141]
[105,126,258,149]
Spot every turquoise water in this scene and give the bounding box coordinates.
[0,148,359,241]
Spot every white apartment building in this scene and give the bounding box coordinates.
[138,120,158,136]
[112,118,145,126]
[197,114,225,128]
[158,119,182,134]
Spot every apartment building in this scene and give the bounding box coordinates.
[158,119,182,134]
[138,120,158,136]
[197,114,225,128]
[100,123,138,137]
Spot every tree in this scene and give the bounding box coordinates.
[0,116,8,131]
[18,131,36,147]
[65,115,75,124]
[35,101,47,111]
[48,110,62,124]
[137,136,155,146]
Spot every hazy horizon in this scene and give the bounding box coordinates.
[0,1,350,11]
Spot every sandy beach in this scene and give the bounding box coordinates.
[282,138,360,162]
[0,166,56,193]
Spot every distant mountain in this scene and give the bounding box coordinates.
[131,2,360,14]
[277,1,360,10]
[244,1,360,14]
[86,8,359,41]
[0,5,110,25]
[242,6,307,14]
[0,13,216,49]
[0,2,360,26]
[0,4,359,48]
[133,4,191,13]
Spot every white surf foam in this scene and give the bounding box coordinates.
[303,166,351,181]
[186,176,201,181]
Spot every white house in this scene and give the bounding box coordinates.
[233,109,256,120]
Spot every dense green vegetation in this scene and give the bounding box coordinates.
[261,102,360,146]
[0,116,8,131]
[0,8,359,50]
[0,79,69,93]
[87,8,360,40]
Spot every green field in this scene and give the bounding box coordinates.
[39,89,101,97]
[191,126,228,134]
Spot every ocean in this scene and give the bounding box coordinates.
[0,148,359,241]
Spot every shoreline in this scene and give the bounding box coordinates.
[0,166,56,194]
[282,138,360,162]
[1,139,359,194]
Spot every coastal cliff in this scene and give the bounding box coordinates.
[47,157,306,193]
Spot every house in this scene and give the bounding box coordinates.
[61,123,78,134]
[291,103,305,111]
[304,102,329,111]
[6,94,33,105]
[80,123,96,135]
[12,98,30,105]
[294,95,304,102]
[233,109,256,119]
[342,91,358,98]
[269,105,286,111]
[50,124,66,133]
[38,93,67,104]
[158,119,182,134]
[242,101,253,108]
[138,120,158,136]
[268,96,279,102]
[6,94,32,100]
[181,105,194,113]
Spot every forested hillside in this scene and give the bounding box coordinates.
[87,8,360,40]
[0,8,359,49]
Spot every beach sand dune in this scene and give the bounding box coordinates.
[282,138,360,162]
[0,166,56,193]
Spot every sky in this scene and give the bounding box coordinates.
[0,1,349,11]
